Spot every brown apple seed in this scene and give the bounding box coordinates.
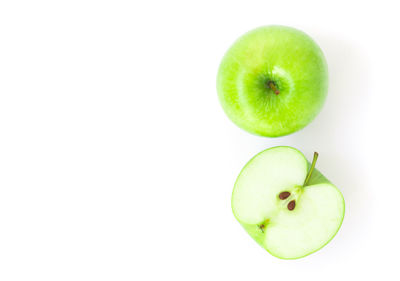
[279,191,291,200]
[287,200,296,211]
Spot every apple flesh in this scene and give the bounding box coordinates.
[217,25,328,137]
[232,146,345,259]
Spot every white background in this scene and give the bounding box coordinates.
[0,0,398,280]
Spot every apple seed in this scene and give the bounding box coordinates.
[287,200,296,211]
[279,191,291,200]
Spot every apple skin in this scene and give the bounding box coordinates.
[217,26,328,137]
[232,147,345,259]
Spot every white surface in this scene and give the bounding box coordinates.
[0,0,397,280]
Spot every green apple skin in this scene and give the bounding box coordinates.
[217,26,328,137]
[232,147,345,259]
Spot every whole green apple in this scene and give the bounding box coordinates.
[232,146,345,259]
[217,26,328,137]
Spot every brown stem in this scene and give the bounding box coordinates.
[268,81,280,95]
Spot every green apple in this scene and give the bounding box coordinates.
[232,146,345,259]
[217,26,328,137]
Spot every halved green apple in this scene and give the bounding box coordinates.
[232,146,345,259]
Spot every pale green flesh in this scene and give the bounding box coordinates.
[217,26,328,137]
[232,147,345,259]
[232,147,308,224]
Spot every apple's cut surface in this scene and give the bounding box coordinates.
[217,25,328,137]
[232,146,345,259]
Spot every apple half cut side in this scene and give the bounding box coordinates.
[231,146,345,259]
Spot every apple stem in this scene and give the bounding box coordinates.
[268,81,280,95]
[303,152,319,187]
